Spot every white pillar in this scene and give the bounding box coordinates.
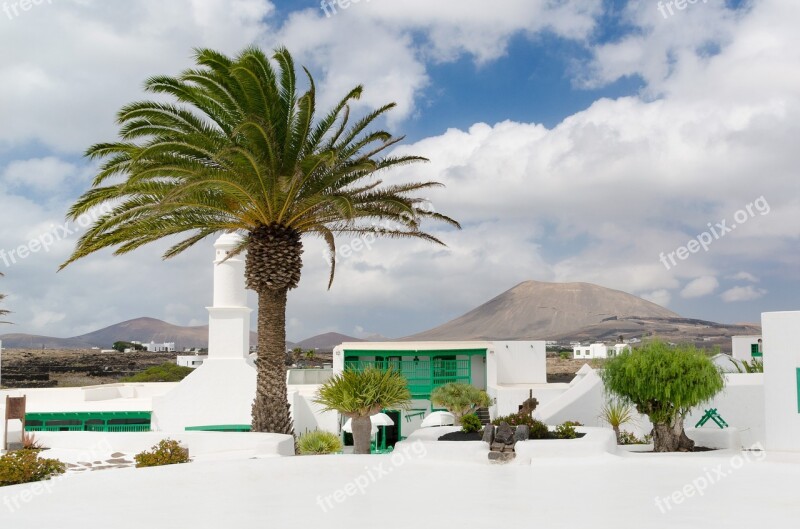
[208,234,251,359]
[151,233,256,432]
[762,311,800,452]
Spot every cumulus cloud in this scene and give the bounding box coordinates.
[640,289,672,308]
[0,0,797,340]
[1,157,80,192]
[681,276,719,299]
[721,286,768,302]
[728,271,759,282]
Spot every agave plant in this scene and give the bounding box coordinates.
[315,367,410,454]
[600,398,636,445]
[430,382,491,424]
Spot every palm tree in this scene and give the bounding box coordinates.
[315,367,410,454]
[60,47,459,435]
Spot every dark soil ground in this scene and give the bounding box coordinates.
[438,431,483,441]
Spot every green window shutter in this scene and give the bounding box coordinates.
[796,368,800,413]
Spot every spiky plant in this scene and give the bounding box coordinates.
[59,47,459,436]
[430,382,491,423]
[315,367,410,454]
[297,430,343,455]
[733,358,764,373]
[600,399,636,445]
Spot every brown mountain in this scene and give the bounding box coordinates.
[0,317,258,350]
[293,332,363,352]
[405,280,682,341]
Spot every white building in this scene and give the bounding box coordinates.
[762,311,800,452]
[177,355,208,369]
[146,341,176,353]
[732,335,762,361]
[573,343,629,359]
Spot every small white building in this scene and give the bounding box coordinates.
[573,343,629,359]
[177,355,208,369]
[146,341,176,353]
[732,335,762,361]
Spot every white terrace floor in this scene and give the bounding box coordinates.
[2,448,800,528]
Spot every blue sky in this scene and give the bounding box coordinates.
[0,0,797,341]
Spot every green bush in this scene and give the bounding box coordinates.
[134,439,190,468]
[553,422,578,439]
[559,351,571,360]
[297,431,343,455]
[122,363,194,382]
[460,414,483,434]
[618,430,652,445]
[492,412,549,439]
[0,450,66,487]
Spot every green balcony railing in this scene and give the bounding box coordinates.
[25,411,152,433]
[344,359,471,398]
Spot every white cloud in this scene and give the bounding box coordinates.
[0,0,797,339]
[728,271,759,282]
[681,276,719,299]
[721,286,767,303]
[640,289,672,308]
[2,157,79,191]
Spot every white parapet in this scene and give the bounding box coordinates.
[762,311,800,452]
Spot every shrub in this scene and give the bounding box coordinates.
[602,340,725,452]
[0,450,65,487]
[491,412,549,439]
[134,439,190,468]
[617,430,652,445]
[553,422,578,439]
[559,351,571,360]
[528,419,550,440]
[297,431,343,455]
[460,414,483,434]
[122,362,194,382]
[430,383,491,423]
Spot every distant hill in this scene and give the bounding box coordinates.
[406,280,680,341]
[0,317,258,350]
[293,332,363,352]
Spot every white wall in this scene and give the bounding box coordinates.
[763,311,800,452]
[686,374,764,448]
[491,341,546,384]
[732,335,762,361]
[151,358,256,432]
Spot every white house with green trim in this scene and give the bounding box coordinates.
[332,340,550,442]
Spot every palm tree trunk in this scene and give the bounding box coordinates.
[613,425,621,445]
[351,415,373,455]
[251,287,294,435]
